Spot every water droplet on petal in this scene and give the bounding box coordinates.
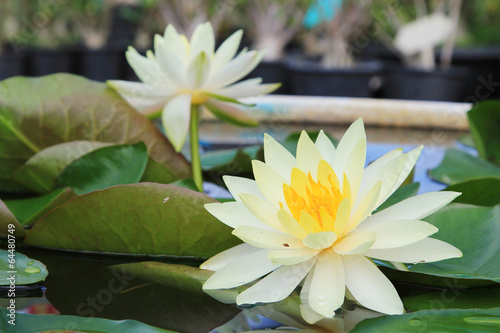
[24,266,41,274]
[409,318,423,327]
[318,295,326,301]
[26,260,34,266]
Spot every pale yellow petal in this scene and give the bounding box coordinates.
[232,225,303,249]
[302,231,337,250]
[343,255,404,315]
[333,231,376,255]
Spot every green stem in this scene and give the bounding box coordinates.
[190,104,203,192]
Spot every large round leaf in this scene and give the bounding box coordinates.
[24,183,240,257]
[0,74,190,192]
[468,100,500,165]
[445,178,500,206]
[429,148,500,185]
[408,204,500,283]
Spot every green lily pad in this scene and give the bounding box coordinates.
[406,204,500,283]
[468,100,500,165]
[56,142,148,195]
[0,74,190,192]
[4,187,75,226]
[140,158,182,184]
[170,178,200,192]
[351,308,500,333]
[0,200,26,238]
[445,178,500,206]
[205,101,258,127]
[0,250,47,285]
[429,148,500,185]
[403,284,500,312]
[11,141,109,194]
[201,145,263,186]
[0,307,176,333]
[24,183,240,257]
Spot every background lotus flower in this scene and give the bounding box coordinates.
[201,118,462,324]
[108,22,280,191]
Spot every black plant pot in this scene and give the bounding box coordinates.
[77,46,126,81]
[27,48,75,76]
[0,51,25,80]
[244,60,289,94]
[382,65,470,102]
[450,47,500,102]
[286,59,383,97]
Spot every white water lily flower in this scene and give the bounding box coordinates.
[201,118,462,324]
[108,22,279,152]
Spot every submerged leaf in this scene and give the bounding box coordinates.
[0,308,176,333]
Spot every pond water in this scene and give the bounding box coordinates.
[2,121,469,332]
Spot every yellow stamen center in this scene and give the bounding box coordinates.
[281,162,345,231]
[190,91,209,104]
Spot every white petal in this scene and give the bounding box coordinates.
[215,78,280,98]
[314,130,336,166]
[263,133,296,181]
[331,118,366,188]
[362,191,461,228]
[154,35,186,86]
[359,148,403,196]
[355,219,438,249]
[268,247,320,266]
[346,180,382,232]
[233,225,303,249]
[378,146,423,205]
[223,175,264,202]
[333,231,376,255]
[300,270,326,324]
[211,30,242,73]
[308,250,345,318]
[342,138,366,200]
[186,51,210,88]
[161,25,188,65]
[237,258,316,305]
[343,255,404,315]
[107,80,170,99]
[125,47,161,86]
[252,160,287,207]
[161,94,191,152]
[355,151,407,212]
[204,202,276,231]
[189,22,215,61]
[302,231,337,250]
[239,193,284,231]
[200,243,258,271]
[203,248,278,289]
[296,131,323,178]
[364,237,462,263]
[209,50,264,89]
[107,80,169,110]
